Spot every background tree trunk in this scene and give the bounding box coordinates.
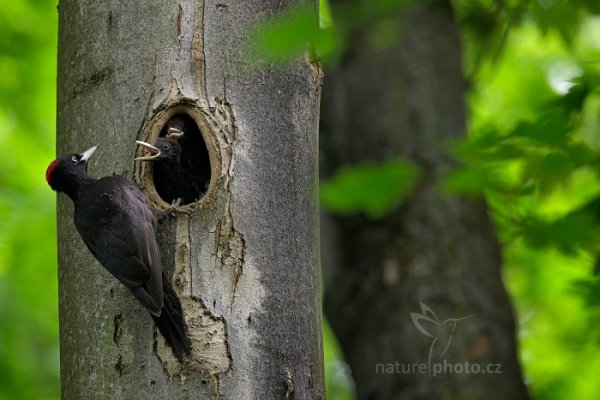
[320,2,530,399]
[56,1,323,399]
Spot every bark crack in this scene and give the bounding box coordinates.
[156,214,231,377]
[113,313,124,376]
[176,4,183,42]
[203,99,246,305]
[192,0,206,101]
[285,369,295,399]
[212,373,222,400]
[72,67,114,98]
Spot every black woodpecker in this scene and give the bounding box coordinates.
[46,145,191,361]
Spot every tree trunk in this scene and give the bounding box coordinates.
[321,2,530,399]
[56,1,323,399]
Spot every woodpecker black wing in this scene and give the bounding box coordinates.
[73,175,163,316]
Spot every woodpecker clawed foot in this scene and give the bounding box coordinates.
[170,198,182,215]
[157,199,190,223]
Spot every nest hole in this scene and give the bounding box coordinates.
[152,114,211,205]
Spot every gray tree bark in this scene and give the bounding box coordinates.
[56,1,323,399]
[321,2,530,399]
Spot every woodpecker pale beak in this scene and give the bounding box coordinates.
[80,145,99,162]
[167,128,184,139]
[135,141,161,161]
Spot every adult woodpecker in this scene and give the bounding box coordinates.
[46,145,191,361]
[135,126,205,204]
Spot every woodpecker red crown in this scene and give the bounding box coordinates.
[46,159,60,187]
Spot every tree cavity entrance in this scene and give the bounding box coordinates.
[150,113,211,205]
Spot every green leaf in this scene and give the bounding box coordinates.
[249,6,337,65]
[529,0,582,44]
[552,78,590,112]
[512,112,574,147]
[444,165,511,195]
[522,152,573,191]
[321,159,420,218]
[248,0,416,65]
[453,136,525,163]
[572,278,600,307]
[521,213,598,254]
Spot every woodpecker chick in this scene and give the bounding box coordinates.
[136,129,204,204]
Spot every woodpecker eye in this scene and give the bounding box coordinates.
[71,155,78,163]
[162,144,169,151]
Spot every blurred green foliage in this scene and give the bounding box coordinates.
[0,1,59,399]
[4,0,600,399]
[321,160,420,218]
[250,0,417,66]
[252,1,600,399]
[463,17,600,399]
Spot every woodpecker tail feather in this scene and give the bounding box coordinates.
[151,275,191,361]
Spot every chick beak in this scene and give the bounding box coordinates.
[167,128,184,139]
[80,144,99,162]
[134,141,161,161]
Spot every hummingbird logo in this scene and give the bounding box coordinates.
[410,302,474,373]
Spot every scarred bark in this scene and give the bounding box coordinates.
[56,1,323,399]
[321,2,530,399]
